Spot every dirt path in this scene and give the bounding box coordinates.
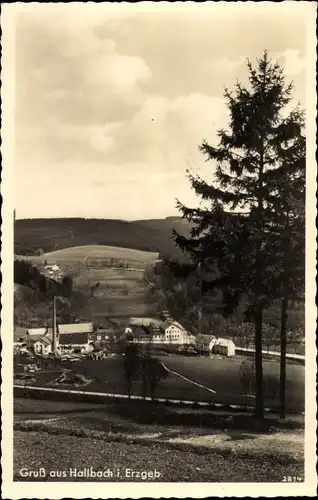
[160,361,217,394]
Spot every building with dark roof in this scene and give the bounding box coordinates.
[58,332,90,353]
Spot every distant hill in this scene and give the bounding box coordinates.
[14,217,192,261]
[135,216,192,234]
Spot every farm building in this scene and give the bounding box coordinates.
[57,323,94,353]
[33,335,52,356]
[58,332,91,353]
[196,334,217,353]
[212,338,236,357]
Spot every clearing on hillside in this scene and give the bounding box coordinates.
[16,245,160,268]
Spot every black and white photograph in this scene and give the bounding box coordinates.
[1,2,317,498]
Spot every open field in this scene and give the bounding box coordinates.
[15,353,304,412]
[159,356,304,412]
[14,398,304,482]
[16,244,159,270]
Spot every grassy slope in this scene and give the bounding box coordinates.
[16,244,159,266]
[14,398,304,482]
[14,429,304,482]
[14,245,160,321]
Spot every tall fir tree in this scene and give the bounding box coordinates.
[174,51,305,419]
[263,107,305,418]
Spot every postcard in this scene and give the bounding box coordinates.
[1,2,317,498]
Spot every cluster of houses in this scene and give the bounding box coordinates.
[42,264,64,282]
[14,316,236,357]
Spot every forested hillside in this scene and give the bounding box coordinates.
[14,217,190,261]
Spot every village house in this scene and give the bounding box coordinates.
[212,338,236,357]
[33,335,52,356]
[57,323,94,353]
[159,320,196,345]
[124,324,154,344]
[58,332,92,353]
[196,334,217,353]
[90,319,118,348]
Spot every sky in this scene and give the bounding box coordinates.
[13,3,309,220]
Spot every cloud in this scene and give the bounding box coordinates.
[15,14,152,168]
[14,7,307,219]
[282,49,305,77]
[110,93,228,168]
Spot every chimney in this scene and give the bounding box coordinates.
[198,261,203,335]
[52,297,58,353]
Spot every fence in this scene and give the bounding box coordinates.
[235,347,305,364]
[13,384,300,414]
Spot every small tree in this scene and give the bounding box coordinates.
[62,275,73,298]
[239,358,256,401]
[145,357,168,400]
[123,342,140,399]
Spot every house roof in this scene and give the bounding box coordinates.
[160,320,186,331]
[124,325,151,338]
[140,325,153,335]
[215,338,235,348]
[27,328,47,336]
[94,328,116,335]
[196,334,217,343]
[35,336,52,346]
[128,317,162,328]
[58,323,94,334]
[26,333,52,343]
[58,332,89,345]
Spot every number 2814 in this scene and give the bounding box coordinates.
[282,476,303,482]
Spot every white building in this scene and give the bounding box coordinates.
[212,338,236,357]
[57,323,94,353]
[160,320,195,345]
[33,336,52,356]
[125,319,195,346]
